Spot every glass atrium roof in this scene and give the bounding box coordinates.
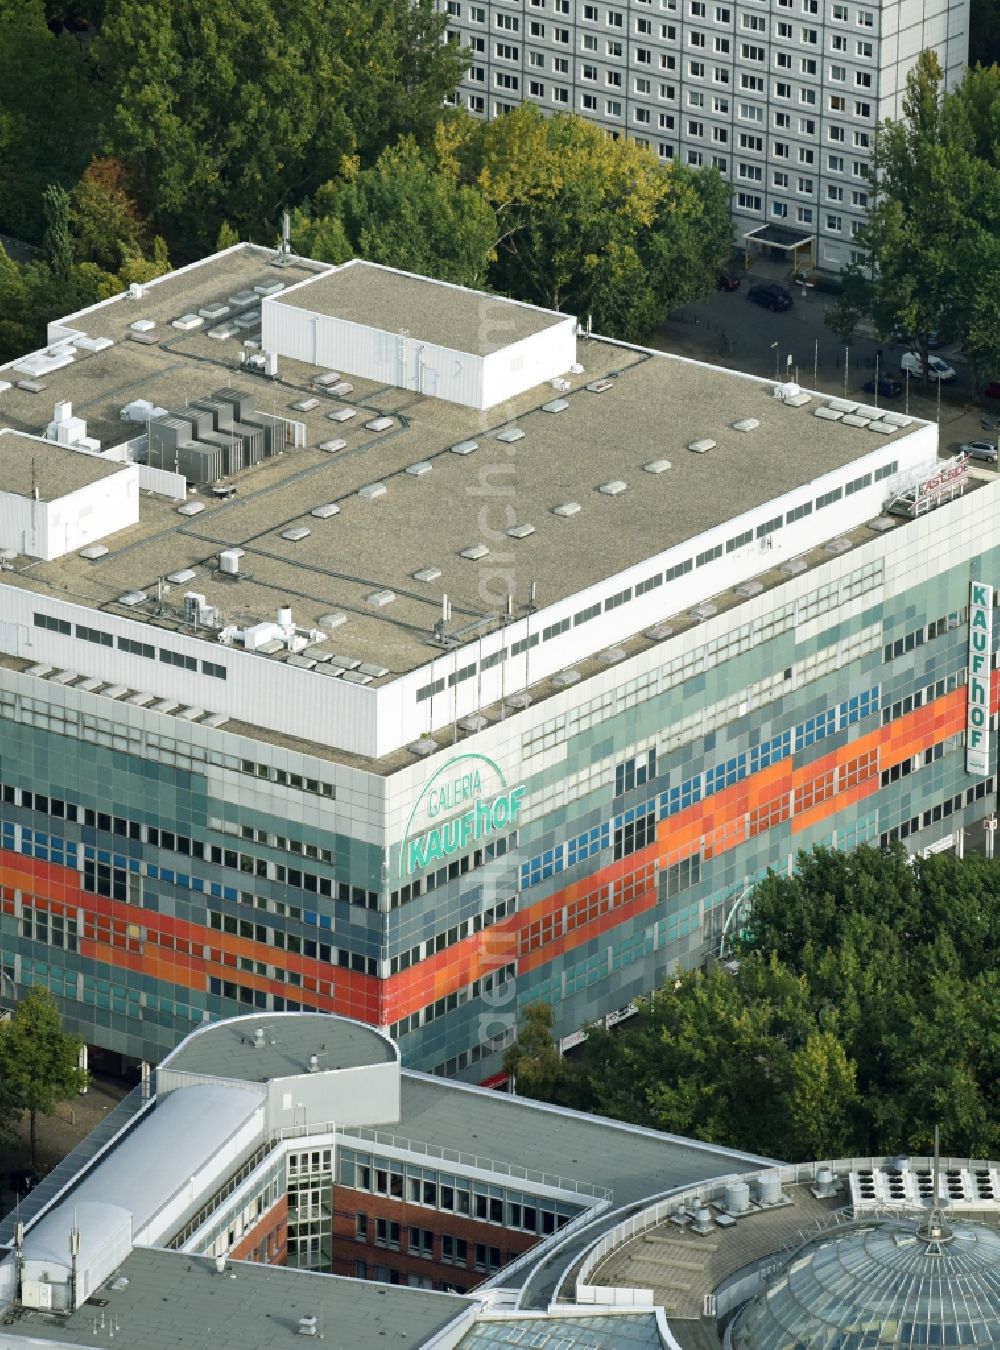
[733,1217,1000,1348]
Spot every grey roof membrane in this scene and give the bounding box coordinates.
[161,1011,396,1082]
[0,1246,476,1349]
[395,1073,773,1208]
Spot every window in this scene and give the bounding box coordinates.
[830,63,846,81]
[800,56,817,73]
[830,94,846,111]
[772,202,788,218]
[855,70,872,87]
[741,12,766,28]
[854,100,871,117]
[796,206,813,223]
[829,124,846,142]
[76,624,113,647]
[34,612,72,636]
[831,32,847,50]
[737,191,762,210]
[857,39,873,56]
[741,73,764,91]
[828,153,844,171]
[739,103,764,122]
[857,7,874,24]
[738,162,763,181]
[775,81,791,98]
[741,43,765,60]
[798,176,813,193]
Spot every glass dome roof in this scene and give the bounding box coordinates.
[732,1217,1000,1348]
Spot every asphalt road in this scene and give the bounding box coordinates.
[651,265,997,454]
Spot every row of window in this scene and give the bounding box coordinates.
[388,832,517,908]
[522,560,884,759]
[391,964,517,1038]
[519,686,880,889]
[0,782,376,908]
[337,1146,580,1233]
[388,896,515,975]
[33,612,227,680]
[880,778,995,848]
[884,610,967,662]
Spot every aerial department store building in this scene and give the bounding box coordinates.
[0,241,996,1084]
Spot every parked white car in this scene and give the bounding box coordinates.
[900,351,956,382]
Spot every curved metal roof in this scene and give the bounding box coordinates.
[21,1083,262,1279]
[733,1217,1000,1348]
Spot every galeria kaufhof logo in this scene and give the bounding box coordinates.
[400,753,525,878]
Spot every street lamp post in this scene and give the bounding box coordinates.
[844,346,849,398]
[771,340,779,381]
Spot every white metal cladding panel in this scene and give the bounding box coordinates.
[264,1060,400,1131]
[480,318,577,410]
[263,300,489,409]
[382,480,1000,847]
[0,467,138,562]
[0,587,379,758]
[44,467,140,560]
[0,490,49,559]
[374,432,932,752]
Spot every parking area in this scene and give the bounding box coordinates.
[651,260,997,456]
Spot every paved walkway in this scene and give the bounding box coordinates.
[0,1074,130,1222]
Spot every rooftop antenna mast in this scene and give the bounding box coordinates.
[274,210,293,268]
[916,1124,952,1248]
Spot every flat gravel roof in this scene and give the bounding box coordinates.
[0,429,126,500]
[275,259,568,354]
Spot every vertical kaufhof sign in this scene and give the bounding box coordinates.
[967,581,994,776]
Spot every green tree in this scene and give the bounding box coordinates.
[0,0,96,240]
[785,1030,858,1160]
[69,158,151,275]
[470,105,731,340]
[0,986,88,1167]
[830,54,1000,381]
[292,137,497,287]
[503,1001,567,1100]
[95,0,465,256]
[42,183,74,282]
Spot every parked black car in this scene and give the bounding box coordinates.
[747,283,792,312]
[862,376,903,399]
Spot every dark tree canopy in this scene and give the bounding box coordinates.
[506,845,1000,1161]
